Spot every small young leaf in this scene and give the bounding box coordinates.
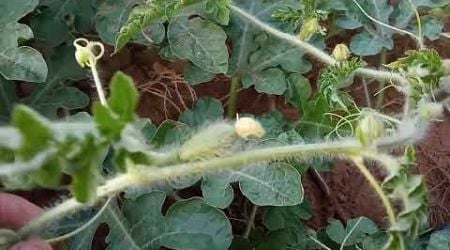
[93,71,139,139]
[93,104,124,140]
[6,105,63,187]
[69,135,106,203]
[108,72,139,122]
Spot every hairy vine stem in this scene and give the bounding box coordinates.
[15,140,362,240]
[229,5,409,86]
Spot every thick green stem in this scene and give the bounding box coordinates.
[227,76,241,119]
[376,49,387,109]
[350,156,396,226]
[15,140,362,240]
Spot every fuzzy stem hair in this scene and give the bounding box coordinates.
[229,5,409,86]
[14,140,362,241]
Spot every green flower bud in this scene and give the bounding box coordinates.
[332,43,351,61]
[179,122,237,161]
[298,18,321,41]
[73,38,105,68]
[74,46,94,68]
[355,113,385,146]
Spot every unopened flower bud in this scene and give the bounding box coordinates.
[74,46,94,68]
[332,44,351,61]
[235,117,265,139]
[298,18,320,41]
[355,113,385,146]
[73,38,104,68]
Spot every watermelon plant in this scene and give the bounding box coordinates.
[1,0,450,249]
